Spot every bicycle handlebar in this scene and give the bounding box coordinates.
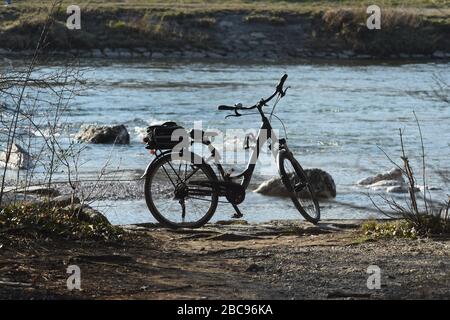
[276,74,288,95]
[218,74,288,113]
[218,105,237,111]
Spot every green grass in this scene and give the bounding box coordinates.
[362,217,450,239]
[362,220,419,239]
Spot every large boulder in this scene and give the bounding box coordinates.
[255,168,336,199]
[0,143,31,169]
[76,124,130,144]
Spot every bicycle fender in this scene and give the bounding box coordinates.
[277,149,287,170]
[140,150,172,178]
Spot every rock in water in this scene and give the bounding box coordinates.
[68,204,111,225]
[76,124,130,144]
[357,168,422,193]
[0,143,31,169]
[357,168,403,185]
[306,169,337,198]
[254,176,288,197]
[368,179,403,191]
[254,168,336,199]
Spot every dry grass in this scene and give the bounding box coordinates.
[5,0,450,15]
[0,1,448,51]
[244,13,287,25]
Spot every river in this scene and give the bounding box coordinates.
[1,58,449,224]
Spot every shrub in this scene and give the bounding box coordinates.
[0,203,123,241]
[362,220,418,239]
[371,112,450,237]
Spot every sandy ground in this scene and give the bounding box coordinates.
[0,219,449,300]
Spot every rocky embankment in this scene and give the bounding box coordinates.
[0,7,449,60]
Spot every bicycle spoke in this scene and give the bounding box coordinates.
[184,166,201,181]
[187,196,214,202]
[160,164,176,187]
[165,158,183,181]
[294,182,306,193]
[178,160,183,181]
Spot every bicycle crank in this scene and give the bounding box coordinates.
[189,180,246,205]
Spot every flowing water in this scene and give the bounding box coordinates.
[1,59,449,224]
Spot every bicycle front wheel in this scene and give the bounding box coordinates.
[279,151,320,224]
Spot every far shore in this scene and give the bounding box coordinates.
[0,1,449,61]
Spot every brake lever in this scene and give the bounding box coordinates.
[259,98,268,107]
[225,108,242,119]
[280,86,290,97]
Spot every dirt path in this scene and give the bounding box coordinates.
[0,220,449,299]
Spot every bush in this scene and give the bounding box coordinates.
[371,112,450,237]
[0,203,123,241]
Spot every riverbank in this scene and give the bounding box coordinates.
[1,219,449,299]
[0,1,449,60]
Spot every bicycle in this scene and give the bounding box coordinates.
[142,74,320,229]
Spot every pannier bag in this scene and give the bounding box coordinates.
[143,121,187,150]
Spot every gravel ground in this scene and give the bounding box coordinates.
[0,220,448,299]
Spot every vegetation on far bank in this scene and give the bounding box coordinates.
[0,0,448,55]
[5,0,450,12]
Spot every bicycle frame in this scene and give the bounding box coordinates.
[142,75,289,190]
[209,107,285,190]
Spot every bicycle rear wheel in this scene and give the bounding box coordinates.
[144,152,219,229]
[279,151,320,224]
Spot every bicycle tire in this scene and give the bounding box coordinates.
[279,150,321,224]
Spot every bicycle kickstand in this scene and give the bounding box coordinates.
[231,203,244,219]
